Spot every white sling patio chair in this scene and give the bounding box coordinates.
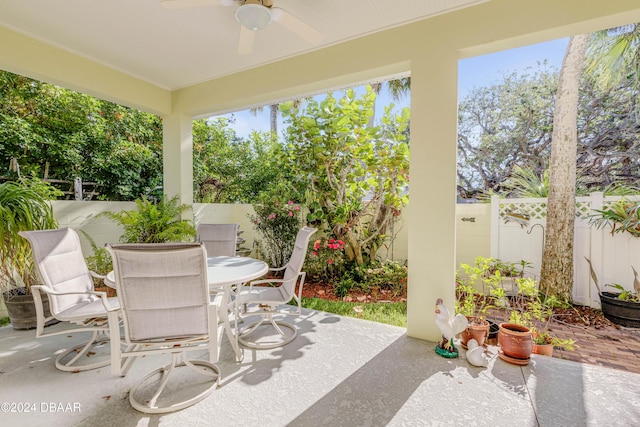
[105,242,220,414]
[18,227,119,372]
[236,226,317,349]
[197,223,239,257]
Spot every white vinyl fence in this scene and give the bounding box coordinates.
[3,196,635,318]
[490,193,640,308]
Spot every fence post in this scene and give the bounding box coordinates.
[490,195,500,258]
[74,177,82,201]
[589,192,604,308]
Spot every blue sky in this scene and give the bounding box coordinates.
[220,37,570,139]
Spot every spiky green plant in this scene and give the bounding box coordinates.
[504,166,549,198]
[101,195,196,243]
[0,179,59,293]
[589,199,640,237]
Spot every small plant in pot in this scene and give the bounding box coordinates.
[585,257,640,328]
[456,260,493,348]
[80,231,115,297]
[499,277,575,361]
[496,277,536,364]
[0,178,61,329]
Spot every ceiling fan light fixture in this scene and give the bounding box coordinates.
[235,4,272,31]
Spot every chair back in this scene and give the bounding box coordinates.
[280,227,317,300]
[106,243,209,343]
[19,228,94,316]
[196,223,239,257]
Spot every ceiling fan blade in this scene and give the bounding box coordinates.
[271,8,324,46]
[160,0,223,10]
[238,25,255,55]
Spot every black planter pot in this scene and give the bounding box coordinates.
[600,292,640,328]
[2,288,59,330]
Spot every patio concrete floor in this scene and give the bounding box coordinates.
[1,308,640,427]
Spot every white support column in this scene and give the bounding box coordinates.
[406,51,458,342]
[162,113,194,208]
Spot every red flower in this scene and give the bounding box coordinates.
[327,258,334,265]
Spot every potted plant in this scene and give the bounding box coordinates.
[486,258,531,296]
[456,259,494,347]
[531,329,576,356]
[498,277,575,361]
[100,195,196,243]
[0,178,61,329]
[80,231,115,297]
[585,257,640,328]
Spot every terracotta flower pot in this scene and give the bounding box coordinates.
[532,343,554,356]
[498,322,532,364]
[460,318,489,348]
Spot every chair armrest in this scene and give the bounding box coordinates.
[90,270,106,280]
[31,285,117,312]
[245,278,284,292]
[269,265,288,272]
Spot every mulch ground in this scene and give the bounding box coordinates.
[302,282,640,375]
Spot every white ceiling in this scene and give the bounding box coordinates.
[0,0,486,91]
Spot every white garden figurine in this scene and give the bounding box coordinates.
[466,338,489,367]
[434,298,468,358]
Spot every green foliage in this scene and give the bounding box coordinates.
[297,297,407,327]
[355,260,408,297]
[334,276,358,299]
[79,231,112,279]
[458,57,640,198]
[606,283,639,302]
[0,70,163,201]
[504,166,550,198]
[193,117,286,203]
[0,179,59,292]
[100,195,196,243]
[249,196,303,268]
[589,199,640,237]
[305,237,347,284]
[279,86,409,265]
[456,257,496,320]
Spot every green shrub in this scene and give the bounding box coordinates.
[249,197,303,268]
[305,237,347,283]
[356,260,408,297]
[100,195,195,243]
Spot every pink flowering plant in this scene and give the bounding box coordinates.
[306,236,347,283]
[249,197,303,268]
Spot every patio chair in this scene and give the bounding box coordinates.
[105,242,220,414]
[236,226,317,349]
[18,227,119,372]
[197,223,239,257]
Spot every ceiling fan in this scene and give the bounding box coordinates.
[161,0,324,55]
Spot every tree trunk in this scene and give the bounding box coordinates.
[269,104,278,135]
[539,34,589,301]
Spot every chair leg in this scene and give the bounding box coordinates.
[128,353,220,414]
[55,330,111,372]
[238,313,298,349]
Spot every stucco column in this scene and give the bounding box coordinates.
[162,112,194,206]
[406,51,458,341]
